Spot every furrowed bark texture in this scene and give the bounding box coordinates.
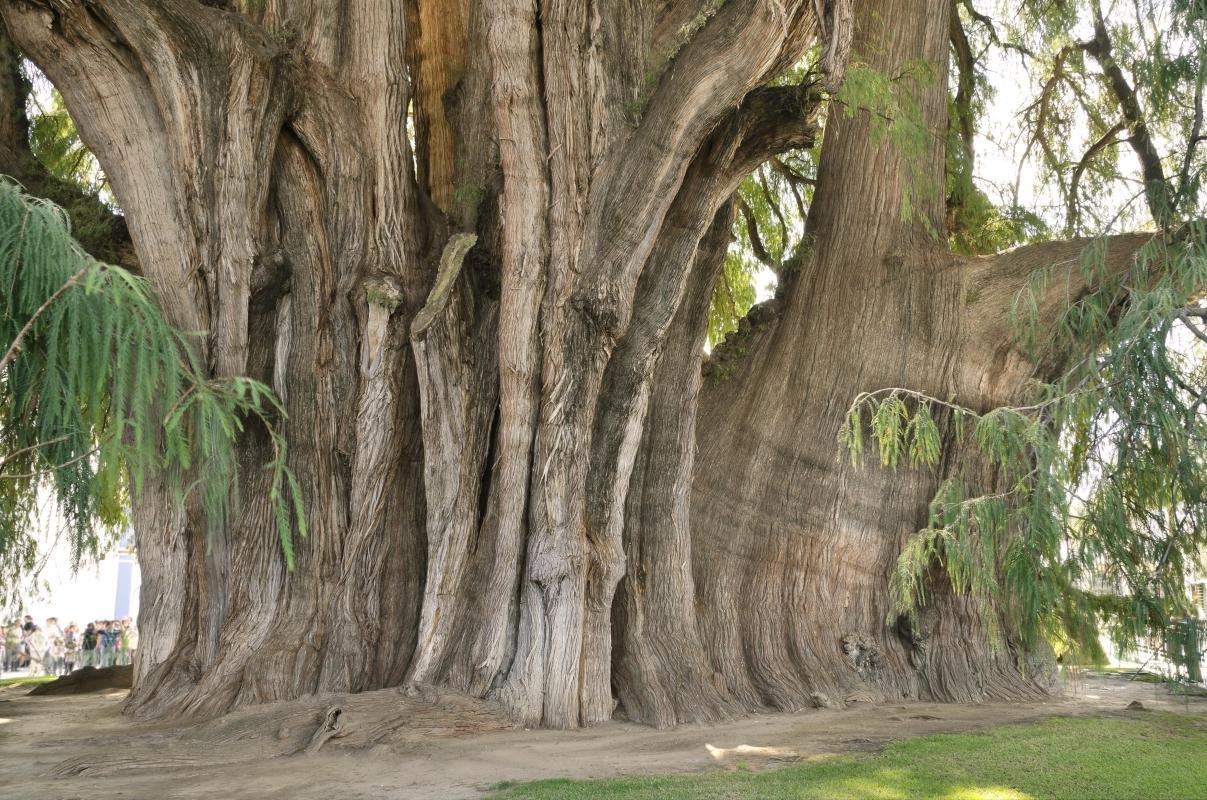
[687,0,1088,712]
[3,0,1147,730]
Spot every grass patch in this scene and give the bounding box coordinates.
[1088,667,1165,683]
[488,715,1207,799]
[0,674,56,687]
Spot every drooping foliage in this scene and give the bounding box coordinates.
[707,154,815,347]
[0,179,304,602]
[844,228,1206,663]
[842,0,1207,674]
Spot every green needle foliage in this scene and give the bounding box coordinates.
[0,178,305,599]
[841,224,1207,670]
[833,0,1207,676]
[28,86,106,198]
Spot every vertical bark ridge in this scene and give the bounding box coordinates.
[3,0,438,715]
[408,235,501,684]
[594,87,823,726]
[612,204,740,728]
[468,0,554,723]
[314,0,431,697]
[507,0,820,730]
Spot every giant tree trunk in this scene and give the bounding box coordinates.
[2,0,1146,729]
[687,6,1046,711]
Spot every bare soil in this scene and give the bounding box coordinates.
[0,672,1202,799]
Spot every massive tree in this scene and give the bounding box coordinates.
[0,0,1201,730]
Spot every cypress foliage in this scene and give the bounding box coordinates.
[842,225,1207,671]
[0,179,304,599]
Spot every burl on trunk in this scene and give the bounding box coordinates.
[4,0,1133,729]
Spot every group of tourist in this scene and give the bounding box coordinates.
[0,616,138,676]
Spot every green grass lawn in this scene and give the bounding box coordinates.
[489,714,1207,799]
[0,674,56,687]
[1087,666,1165,683]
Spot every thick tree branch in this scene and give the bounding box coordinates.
[728,83,825,163]
[566,0,819,335]
[818,0,855,91]
[1084,3,1170,224]
[964,231,1156,358]
[949,0,976,171]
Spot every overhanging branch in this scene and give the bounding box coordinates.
[964,231,1156,348]
[949,0,976,170]
[727,82,825,165]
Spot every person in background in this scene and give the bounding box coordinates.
[25,625,46,676]
[20,617,35,670]
[93,621,106,665]
[99,621,118,668]
[43,617,63,673]
[8,620,26,671]
[63,624,79,674]
[48,636,66,676]
[44,616,63,641]
[80,622,98,668]
[119,617,138,666]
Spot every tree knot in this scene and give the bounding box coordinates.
[842,633,886,679]
[412,233,477,338]
[304,705,347,754]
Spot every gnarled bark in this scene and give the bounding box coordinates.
[3,0,1155,732]
[680,0,1164,715]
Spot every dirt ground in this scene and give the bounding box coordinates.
[1,672,1203,799]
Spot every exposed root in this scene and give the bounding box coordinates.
[304,706,347,754]
[48,685,512,778]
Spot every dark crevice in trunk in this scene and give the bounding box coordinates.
[475,402,502,542]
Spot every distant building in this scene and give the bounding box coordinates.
[20,526,141,624]
[1095,549,1206,682]
[112,527,139,619]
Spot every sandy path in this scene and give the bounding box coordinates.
[0,674,1202,799]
